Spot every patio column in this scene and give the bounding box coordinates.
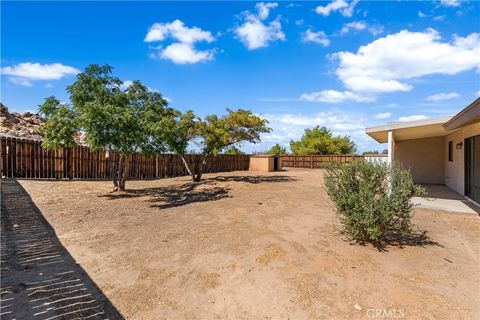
[387,130,395,165]
[387,130,395,195]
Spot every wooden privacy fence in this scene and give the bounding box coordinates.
[0,137,250,179]
[279,155,365,169]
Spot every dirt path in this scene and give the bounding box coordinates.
[0,179,123,319]
[13,170,480,319]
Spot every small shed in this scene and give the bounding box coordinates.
[249,154,279,172]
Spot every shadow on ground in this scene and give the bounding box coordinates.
[381,230,442,251]
[208,175,297,184]
[100,175,296,209]
[0,179,123,320]
[100,181,230,209]
[349,230,442,252]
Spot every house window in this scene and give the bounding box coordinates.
[448,141,453,162]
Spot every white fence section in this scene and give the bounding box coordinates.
[364,155,389,165]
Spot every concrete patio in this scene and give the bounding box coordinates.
[413,185,480,215]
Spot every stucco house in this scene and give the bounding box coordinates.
[366,98,480,205]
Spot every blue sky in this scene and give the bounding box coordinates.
[1,0,479,153]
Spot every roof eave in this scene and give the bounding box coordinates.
[443,98,480,131]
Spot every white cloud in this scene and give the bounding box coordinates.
[262,111,366,130]
[302,29,330,47]
[418,11,428,18]
[160,43,214,64]
[477,90,480,97]
[340,21,383,36]
[398,115,429,122]
[235,18,284,50]
[255,2,278,20]
[250,109,385,153]
[234,3,285,50]
[120,80,134,91]
[8,77,33,87]
[433,15,446,21]
[373,112,391,120]
[367,25,384,36]
[144,20,214,44]
[440,0,460,7]
[340,21,366,34]
[453,32,480,49]
[333,29,480,93]
[426,92,460,102]
[145,20,216,64]
[315,0,358,17]
[1,62,79,86]
[300,90,375,103]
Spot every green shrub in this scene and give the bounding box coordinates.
[324,160,426,245]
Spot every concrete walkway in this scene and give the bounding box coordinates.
[413,185,480,215]
[0,179,123,320]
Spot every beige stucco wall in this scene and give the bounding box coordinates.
[394,136,445,184]
[444,122,480,194]
[249,156,274,172]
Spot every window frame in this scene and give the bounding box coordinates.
[448,140,453,162]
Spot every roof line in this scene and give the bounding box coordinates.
[443,97,480,127]
[365,116,452,133]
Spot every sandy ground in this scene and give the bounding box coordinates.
[17,169,480,319]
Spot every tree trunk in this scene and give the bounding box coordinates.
[180,155,196,182]
[194,154,210,182]
[121,157,128,191]
[117,154,126,191]
[109,149,119,192]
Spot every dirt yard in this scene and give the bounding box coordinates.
[18,169,480,319]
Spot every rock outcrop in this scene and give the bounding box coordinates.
[0,103,88,145]
[0,103,44,140]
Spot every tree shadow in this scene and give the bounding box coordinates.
[208,175,297,184]
[100,174,296,209]
[100,181,231,209]
[1,179,124,320]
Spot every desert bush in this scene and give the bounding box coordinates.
[324,160,426,245]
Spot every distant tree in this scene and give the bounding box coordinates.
[267,143,287,155]
[158,109,270,182]
[39,64,169,191]
[224,146,245,155]
[382,149,388,154]
[290,126,356,155]
[362,150,379,155]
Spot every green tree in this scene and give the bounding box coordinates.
[159,108,270,182]
[39,64,169,191]
[39,97,79,149]
[224,146,245,155]
[362,150,379,155]
[290,126,356,155]
[266,143,287,155]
